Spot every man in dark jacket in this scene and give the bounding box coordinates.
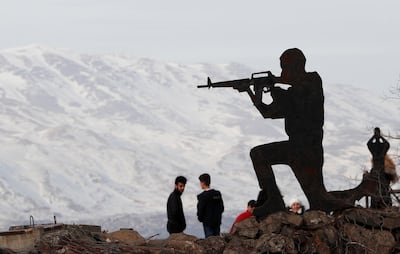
[166,176,187,234]
[197,173,224,238]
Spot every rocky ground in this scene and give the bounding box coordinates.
[2,207,400,254]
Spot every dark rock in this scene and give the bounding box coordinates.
[167,232,198,242]
[255,233,296,254]
[303,210,334,229]
[0,248,17,254]
[165,239,204,253]
[313,225,338,247]
[230,216,259,238]
[196,236,225,254]
[224,236,256,254]
[341,223,395,254]
[105,228,146,245]
[341,207,400,230]
[7,208,400,254]
[264,211,303,227]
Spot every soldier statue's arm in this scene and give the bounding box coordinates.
[197,71,288,119]
[245,74,287,119]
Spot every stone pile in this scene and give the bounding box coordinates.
[227,207,400,254]
[2,207,400,254]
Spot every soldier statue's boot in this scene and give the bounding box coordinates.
[308,192,354,213]
[292,166,354,213]
[253,189,285,220]
[256,189,268,207]
[358,171,379,194]
[328,171,381,205]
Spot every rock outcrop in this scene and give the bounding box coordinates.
[3,207,400,254]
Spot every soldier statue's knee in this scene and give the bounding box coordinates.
[250,146,265,162]
[250,147,258,160]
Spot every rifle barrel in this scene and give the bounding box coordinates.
[210,78,250,88]
[197,77,250,89]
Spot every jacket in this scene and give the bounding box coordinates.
[197,189,224,227]
[167,189,186,234]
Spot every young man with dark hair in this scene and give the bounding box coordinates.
[166,176,187,234]
[197,173,224,238]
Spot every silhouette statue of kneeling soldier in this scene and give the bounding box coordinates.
[199,48,393,218]
[241,48,352,217]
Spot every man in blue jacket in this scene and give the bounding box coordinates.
[197,173,224,238]
[166,176,187,234]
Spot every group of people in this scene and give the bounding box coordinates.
[166,173,304,238]
[166,173,224,238]
[229,198,304,233]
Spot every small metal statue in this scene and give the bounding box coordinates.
[367,127,392,208]
[329,127,394,209]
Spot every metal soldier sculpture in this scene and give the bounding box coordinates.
[241,48,353,217]
[198,48,392,218]
[199,48,352,217]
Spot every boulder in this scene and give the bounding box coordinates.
[303,210,334,229]
[341,223,395,254]
[16,208,400,253]
[258,211,303,235]
[105,228,146,245]
[224,235,257,253]
[230,216,259,238]
[167,232,198,242]
[196,236,226,254]
[254,233,296,254]
[341,207,400,230]
[166,239,204,254]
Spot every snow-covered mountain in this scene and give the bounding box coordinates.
[0,45,398,238]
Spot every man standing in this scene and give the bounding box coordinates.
[166,176,187,234]
[197,173,224,238]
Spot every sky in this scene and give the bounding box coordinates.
[1,0,399,94]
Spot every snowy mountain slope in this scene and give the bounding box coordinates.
[0,45,398,238]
